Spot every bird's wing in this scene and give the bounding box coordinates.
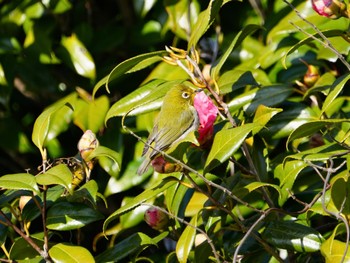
[149,111,195,159]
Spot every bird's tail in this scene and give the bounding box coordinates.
[137,157,151,175]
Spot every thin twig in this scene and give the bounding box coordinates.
[320,158,349,263]
[143,204,221,262]
[283,0,350,71]
[186,52,275,208]
[0,210,44,258]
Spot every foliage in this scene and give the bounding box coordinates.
[1,0,350,262]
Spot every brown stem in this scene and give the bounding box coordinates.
[0,210,44,257]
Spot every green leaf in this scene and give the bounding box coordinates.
[243,182,281,197]
[9,236,43,260]
[67,180,99,206]
[274,160,308,206]
[211,24,262,86]
[262,221,324,252]
[204,123,256,173]
[36,164,73,195]
[188,0,223,49]
[95,232,157,262]
[32,100,73,158]
[227,85,293,115]
[119,197,149,229]
[286,142,348,162]
[61,34,95,79]
[93,50,167,96]
[176,214,197,263]
[331,173,350,215]
[88,146,121,171]
[282,30,346,68]
[49,243,95,263]
[46,202,104,230]
[104,159,150,196]
[105,79,181,121]
[252,105,282,135]
[321,224,350,262]
[287,119,350,147]
[103,178,176,232]
[87,95,110,132]
[321,73,350,117]
[0,173,40,195]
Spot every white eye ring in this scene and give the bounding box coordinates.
[182,92,190,99]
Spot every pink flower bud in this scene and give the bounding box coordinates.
[144,207,169,230]
[151,156,182,174]
[311,0,348,19]
[194,91,219,146]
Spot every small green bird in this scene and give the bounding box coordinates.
[137,84,200,175]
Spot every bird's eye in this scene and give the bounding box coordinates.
[182,92,190,99]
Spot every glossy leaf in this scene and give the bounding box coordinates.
[331,172,350,215]
[93,50,167,96]
[262,221,324,252]
[32,99,73,158]
[321,73,350,117]
[61,34,95,79]
[88,95,109,132]
[9,236,43,260]
[104,159,150,196]
[105,79,182,120]
[188,0,223,49]
[119,197,149,229]
[49,243,94,263]
[274,160,308,206]
[0,173,40,195]
[176,214,197,263]
[205,123,256,173]
[252,105,282,135]
[287,119,350,146]
[88,146,121,171]
[286,142,348,162]
[36,164,73,195]
[46,202,104,230]
[227,85,293,115]
[321,224,350,262]
[95,232,160,262]
[211,24,262,87]
[103,179,176,232]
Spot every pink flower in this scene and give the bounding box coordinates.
[144,207,168,230]
[311,0,347,19]
[194,91,218,146]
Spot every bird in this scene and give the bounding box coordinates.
[137,84,201,175]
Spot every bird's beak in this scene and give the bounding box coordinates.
[195,88,203,93]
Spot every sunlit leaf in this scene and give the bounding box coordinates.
[0,173,40,195]
[61,34,96,79]
[321,73,350,116]
[176,214,197,263]
[49,243,94,263]
[205,123,256,173]
[252,105,282,135]
[32,99,73,158]
[188,0,223,49]
[211,24,262,88]
[262,221,324,252]
[93,50,167,96]
[274,160,308,206]
[36,164,73,195]
[321,224,350,263]
[95,232,162,262]
[46,202,104,230]
[103,178,176,232]
[287,119,350,147]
